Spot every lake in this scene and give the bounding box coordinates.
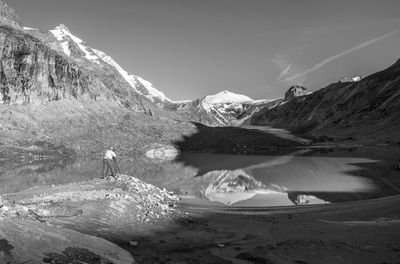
[1,146,400,207]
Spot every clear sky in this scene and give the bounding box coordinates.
[7,0,400,100]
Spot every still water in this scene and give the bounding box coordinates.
[1,147,399,207]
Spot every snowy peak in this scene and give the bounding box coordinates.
[203,90,253,105]
[50,24,83,43]
[48,24,171,104]
[174,89,279,127]
[339,76,363,83]
[50,24,99,62]
[51,24,72,37]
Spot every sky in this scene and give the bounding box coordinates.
[6,0,400,100]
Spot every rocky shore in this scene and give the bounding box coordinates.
[0,174,186,263]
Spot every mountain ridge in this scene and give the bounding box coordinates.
[40,23,172,106]
[173,90,280,126]
[251,59,400,143]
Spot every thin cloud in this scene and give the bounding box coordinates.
[280,29,400,83]
[271,54,292,80]
[278,63,292,80]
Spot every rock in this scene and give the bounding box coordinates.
[284,85,312,101]
[145,144,179,162]
[160,204,169,211]
[0,26,92,104]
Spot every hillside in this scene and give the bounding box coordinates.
[251,59,400,143]
[0,3,188,157]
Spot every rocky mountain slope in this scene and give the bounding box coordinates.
[0,1,190,157]
[24,24,171,107]
[173,90,281,126]
[284,85,312,101]
[251,59,400,143]
[0,0,21,29]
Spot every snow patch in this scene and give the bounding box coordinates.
[203,90,253,105]
[60,42,71,56]
[23,26,38,30]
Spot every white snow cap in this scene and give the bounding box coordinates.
[50,24,77,41]
[339,76,363,83]
[203,90,253,105]
[50,24,99,62]
[49,24,171,103]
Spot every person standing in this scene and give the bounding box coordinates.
[102,147,120,178]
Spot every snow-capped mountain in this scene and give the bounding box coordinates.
[202,90,252,105]
[203,169,286,205]
[30,24,171,105]
[174,90,280,126]
[339,76,363,83]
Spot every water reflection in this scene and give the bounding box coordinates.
[177,149,399,206]
[1,147,399,207]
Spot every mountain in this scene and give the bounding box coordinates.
[339,76,363,83]
[23,24,171,107]
[251,59,400,143]
[173,90,281,126]
[0,1,189,157]
[284,85,312,101]
[0,0,22,29]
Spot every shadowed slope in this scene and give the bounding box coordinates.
[251,59,400,143]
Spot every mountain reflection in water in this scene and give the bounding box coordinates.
[177,148,400,207]
[1,147,399,207]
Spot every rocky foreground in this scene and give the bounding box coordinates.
[0,174,186,263]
